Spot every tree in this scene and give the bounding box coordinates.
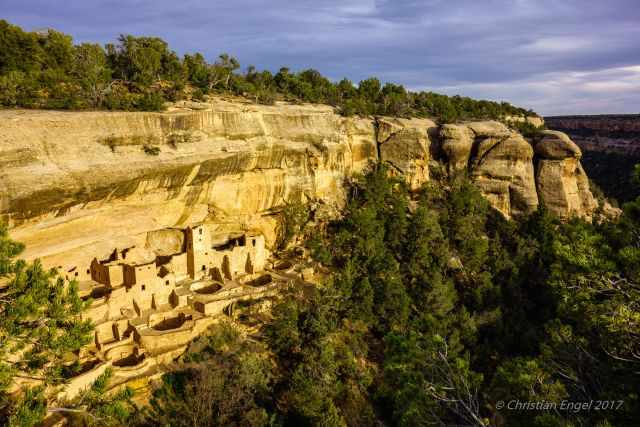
[0,225,93,424]
[50,368,136,426]
[382,333,486,426]
[39,30,75,73]
[208,53,240,91]
[107,35,182,87]
[632,164,640,189]
[0,20,44,74]
[183,52,211,90]
[357,77,381,102]
[147,323,273,427]
[73,43,111,107]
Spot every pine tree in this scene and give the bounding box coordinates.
[0,224,94,423]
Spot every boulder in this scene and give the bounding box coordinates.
[471,133,538,218]
[535,130,582,159]
[534,131,596,219]
[440,124,475,173]
[466,121,512,138]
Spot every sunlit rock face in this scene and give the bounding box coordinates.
[535,130,582,159]
[376,117,437,191]
[0,100,375,270]
[0,99,597,270]
[534,131,597,220]
[440,121,539,219]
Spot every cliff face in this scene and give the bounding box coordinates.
[534,131,597,218]
[0,99,598,270]
[440,121,539,218]
[1,100,376,270]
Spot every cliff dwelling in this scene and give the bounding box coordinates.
[56,223,302,401]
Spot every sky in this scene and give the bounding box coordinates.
[2,0,639,115]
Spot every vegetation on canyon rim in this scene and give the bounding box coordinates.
[1,164,639,426]
[0,20,537,122]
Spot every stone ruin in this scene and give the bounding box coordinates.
[56,224,300,401]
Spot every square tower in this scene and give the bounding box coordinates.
[186,224,211,279]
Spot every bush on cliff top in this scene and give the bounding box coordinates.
[0,19,536,121]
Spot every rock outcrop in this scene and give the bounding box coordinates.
[0,99,599,269]
[534,130,582,159]
[440,121,538,218]
[534,130,597,220]
[376,117,437,190]
[504,115,545,129]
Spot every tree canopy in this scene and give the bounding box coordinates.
[0,19,537,121]
[132,164,640,426]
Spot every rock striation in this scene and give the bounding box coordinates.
[0,99,599,269]
[1,100,375,270]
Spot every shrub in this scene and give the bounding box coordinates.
[167,131,193,148]
[507,120,545,138]
[0,71,23,106]
[277,201,309,250]
[142,144,161,155]
[135,90,166,111]
[103,83,136,110]
[191,88,205,101]
[100,135,119,152]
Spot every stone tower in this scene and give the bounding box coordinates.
[186,224,211,279]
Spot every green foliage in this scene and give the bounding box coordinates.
[276,201,309,250]
[142,144,161,156]
[633,163,640,189]
[146,322,273,427]
[58,368,136,426]
[7,386,46,427]
[1,165,625,426]
[255,168,639,425]
[0,19,538,121]
[0,225,94,424]
[73,43,111,108]
[4,164,639,426]
[135,91,165,112]
[507,120,546,138]
[0,224,24,276]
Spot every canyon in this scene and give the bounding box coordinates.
[546,115,640,157]
[546,115,640,203]
[0,97,606,404]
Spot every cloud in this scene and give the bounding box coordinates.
[2,0,640,114]
[424,65,640,115]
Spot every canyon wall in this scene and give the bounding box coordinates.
[546,115,640,156]
[546,115,640,204]
[0,99,599,271]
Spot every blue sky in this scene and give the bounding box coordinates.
[2,0,639,115]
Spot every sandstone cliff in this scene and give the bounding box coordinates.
[534,131,597,219]
[440,121,538,218]
[0,99,598,270]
